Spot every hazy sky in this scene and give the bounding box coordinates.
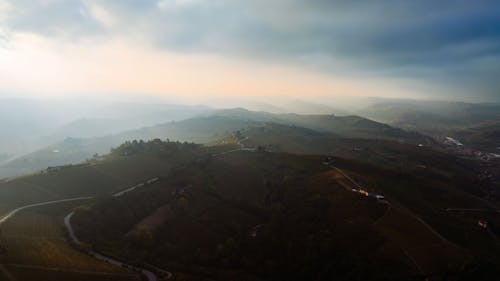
[0,0,499,102]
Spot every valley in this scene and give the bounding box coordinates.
[0,107,498,280]
[2,1,499,279]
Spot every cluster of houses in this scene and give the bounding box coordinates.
[473,150,500,162]
[478,219,489,229]
[441,136,500,164]
[449,146,500,162]
[322,157,386,201]
[352,188,385,200]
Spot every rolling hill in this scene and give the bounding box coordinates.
[0,109,430,179]
[64,139,500,280]
[360,100,500,136]
[0,135,499,280]
[451,121,500,153]
[0,99,210,165]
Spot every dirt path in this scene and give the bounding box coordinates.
[404,210,452,245]
[331,166,362,189]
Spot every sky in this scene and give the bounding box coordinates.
[0,0,499,103]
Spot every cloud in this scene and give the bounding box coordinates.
[2,0,106,38]
[157,0,201,10]
[1,0,500,101]
[0,0,10,22]
[84,1,116,29]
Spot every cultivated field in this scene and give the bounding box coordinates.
[0,201,140,281]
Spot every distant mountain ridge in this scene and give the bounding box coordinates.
[452,121,500,153]
[211,108,430,142]
[0,98,210,158]
[0,108,432,179]
[360,100,500,134]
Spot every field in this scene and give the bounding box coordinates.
[72,149,489,279]
[0,201,140,281]
[0,141,204,280]
[0,137,499,280]
[0,152,194,217]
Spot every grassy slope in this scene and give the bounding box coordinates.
[241,124,500,258]
[70,145,500,280]
[0,201,140,281]
[73,152,411,280]
[0,144,200,214]
[0,131,498,279]
[0,142,204,281]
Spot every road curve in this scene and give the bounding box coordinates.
[211,136,257,157]
[0,195,168,281]
[0,197,93,225]
[64,212,163,281]
[112,177,160,197]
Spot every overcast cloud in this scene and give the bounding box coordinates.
[0,0,499,101]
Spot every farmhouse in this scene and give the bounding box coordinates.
[478,219,488,229]
[358,189,369,196]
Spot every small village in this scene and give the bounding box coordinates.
[322,156,386,201]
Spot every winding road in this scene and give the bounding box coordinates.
[0,144,259,281]
[211,136,256,157]
[0,177,172,281]
[0,197,93,225]
[64,212,163,281]
[0,139,260,280]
